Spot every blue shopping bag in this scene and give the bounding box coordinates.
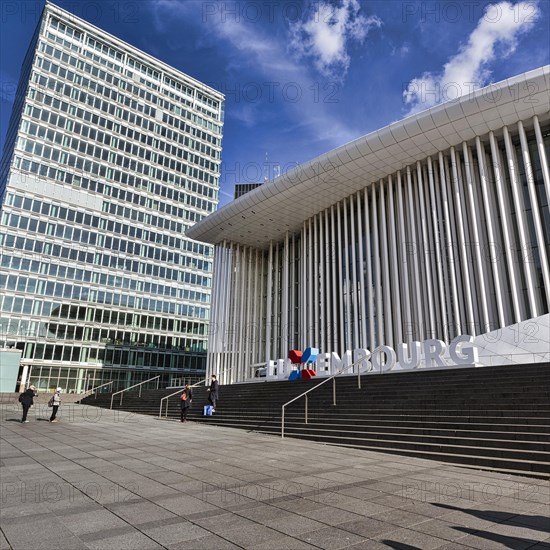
[203,405,213,416]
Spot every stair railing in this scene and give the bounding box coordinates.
[281,357,367,438]
[110,376,160,409]
[158,379,208,418]
[81,381,113,399]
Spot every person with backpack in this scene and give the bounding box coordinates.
[19,385,36,423]
[49,387,62,422]
[180,383,193,422]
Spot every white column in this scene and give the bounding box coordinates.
[330,205,338,352]
[210,243,223,378]
[406,166,423,340]
[237,246,247,381]
[426,158,448,341]
[273,243,280,358]
[313,215,319,347]
[307,219,314,345]
[503,126,539,318]
[319,214,325,352]
[301,222,307,349]
[265,241,273,363]
[386,175,402,345]
[370,184,383,345]
[396,172,411,342]
[364,188,375,348]
[379,179,392,345]
[343,198,352,349]
[224,243,234,382]
[489,131,522,322]
[289,235,295,352]
[518,120,550,308]
[416,162,435,338]
[281,232,289,360]
[350,194,359,348]
[324,209,332,350]
[246,247,254,371]
[533,115,550,204]
[257,249,265,363]
[462,142,490,330]
[475,137,506,328]
[356,190,368,347]
[450,147,475,333]
[19,365,29,392]
[337,202,345,353]
[252,249,260,363]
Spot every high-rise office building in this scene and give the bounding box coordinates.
[0,3,224,393]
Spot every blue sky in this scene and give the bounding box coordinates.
[1,0,548,206]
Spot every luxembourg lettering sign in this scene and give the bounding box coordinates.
[265,335,479,380]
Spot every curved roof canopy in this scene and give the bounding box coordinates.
[187,66,550,248]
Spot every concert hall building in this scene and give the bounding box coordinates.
[188,66,550,384]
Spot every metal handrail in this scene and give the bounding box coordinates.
[81,381,113,399]
[158,366,244,419]
[281,357,367,438]
[158,378,206,418]
[110,376,160,409]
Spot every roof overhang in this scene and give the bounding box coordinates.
[187,66,550,248]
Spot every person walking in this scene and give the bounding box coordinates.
[49,387,62,422]
[207,375,219,412]
[19,385,36,423]
[180,383,193,423]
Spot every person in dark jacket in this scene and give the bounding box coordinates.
[207,375,219,411]
[180,383,193,422]
[19,385,36,423]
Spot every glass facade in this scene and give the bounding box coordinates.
[0,4,224,392]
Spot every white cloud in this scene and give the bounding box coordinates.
[289,0,382,80]
[403,1,539,116]
[148,0,363,148]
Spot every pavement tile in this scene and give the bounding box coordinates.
[222,524,288,546]
[248,534,320,549]
[190,510,258,533]
[302,507,365,526]
[57,508,130,535]
[370,508,432,528]
[238,504,294,523]
[82,531,164,549]
[106,499,177,523]
[152,493,219,515]
[296,526,365,549]
[2,518,77,548]
[141,520,211,545]
[346,540,394,550]
[265,514,328,536]
[167,533,242,549]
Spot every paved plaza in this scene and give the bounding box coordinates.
[0,403,548,550]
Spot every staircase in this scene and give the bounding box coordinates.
[80,363,550,477]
